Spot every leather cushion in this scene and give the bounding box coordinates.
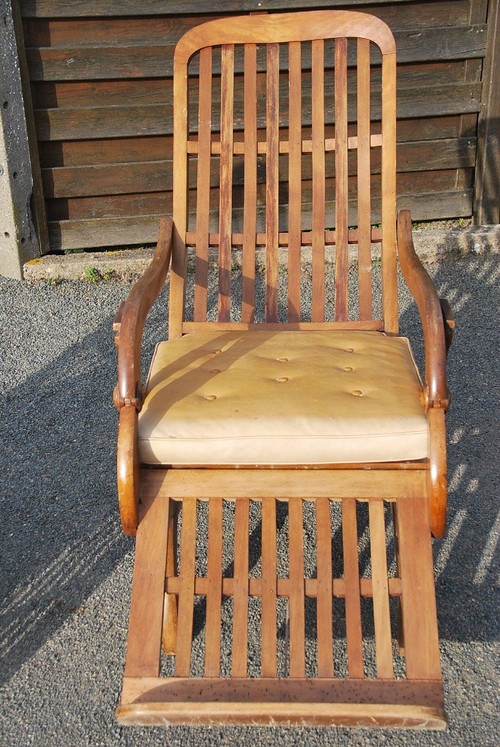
[138,330,428,465]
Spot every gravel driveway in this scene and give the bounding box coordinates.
[0,253,498,746]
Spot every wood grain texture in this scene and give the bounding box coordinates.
[288,499,305,677]
[311,39,325,323]
[369,501,394,678]
[143,467,428,500]
[287,40,302,323]
[194,47,212,322]
[218,45,234,323]
[261,498,277,677]
[396,496,442,680]
[204,497,223,677]
[124,492,170,677]
[357,38,373,320]
[174,498,197,677]
[241,44,257,323]
[316,497,333,677]
[334,37,349,322]
[232,498,250,676]
[342,499,364,678]
[265,43,279,323]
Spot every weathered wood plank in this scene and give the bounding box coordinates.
[316,497,333,677]
[34,82,482,141]
[37,115,466,168]
[31,59,476,111]
[396,496,442,680]
[218,44,234,323]
[204,497,223,677]
[194,46,212,322]
[241,42,257,323]
[265,42,279,323]
[357,37,372,320]
[22,0,468,28]
[123,492,170,678]
[261,498,277,677]
[334,37,349,322]
[287,40,302,323]
[231,498,249,677]
[25,26,486,81]
[311,39,325,322]
[41,137,476,199]
[174,498,197,677]
[17,0,461,18]
[47,186,473,250]
[288,499,305,677]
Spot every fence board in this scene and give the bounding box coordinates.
[34,82,481,142]
[26,26,486,81]
[48,187,473,250]
[17,0,493,253]
[18,0,465,17]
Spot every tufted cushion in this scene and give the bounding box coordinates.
[138,330,428,465]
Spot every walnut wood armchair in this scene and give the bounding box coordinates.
[112,10,453,728]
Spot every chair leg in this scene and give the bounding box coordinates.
[162,500,179,655]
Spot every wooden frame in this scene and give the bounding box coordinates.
[113,10,453,729]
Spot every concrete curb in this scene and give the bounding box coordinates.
[23,224,500,282]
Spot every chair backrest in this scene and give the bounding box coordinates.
[168,10,398,338]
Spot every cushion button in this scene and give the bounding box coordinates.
[344,347,355,353]
[276,376,289,383]
[212,349,222,354]
[352,389,363,397]
[277,357,288,362]
[204,394,217,401]
[343,366,353,372]
[210,368,220,374]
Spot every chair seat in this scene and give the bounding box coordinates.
[138,330,428,465]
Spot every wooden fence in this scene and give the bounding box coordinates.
[17,0,498,253]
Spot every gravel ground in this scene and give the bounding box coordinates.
[0,253,499,746]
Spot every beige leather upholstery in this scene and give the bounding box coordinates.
[138,330,428,465]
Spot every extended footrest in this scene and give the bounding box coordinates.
[117,493,446,728]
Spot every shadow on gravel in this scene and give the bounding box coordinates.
[0,254,498,686]
[0,312,132,685]
[398,252,500,645]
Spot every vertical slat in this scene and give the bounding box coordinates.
[194,46,212,322]
[381,51,398,333]
[169,55,189,338]
[204,497,223,677]
[261,497,277,676]
[265,43,279,323]
[218,44,234,323]
[124,494,170,677]
[311,39,325,322]
[396,497,442,680]
[162,501,179,655]
[287,41,302,323]
[288,498,305,677]
[334,37,349,322]
[232,498,250,677]
[357,38,373,320]
[316,497,333,677]
[342,498,364,678]
[242,44,257,323]
[369,500,394,679]
[174,498,197,677]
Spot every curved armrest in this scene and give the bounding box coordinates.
[113,216,173,411]
[397,210,450,410]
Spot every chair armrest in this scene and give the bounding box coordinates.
[397,210,450,411]
[113,216,173,411]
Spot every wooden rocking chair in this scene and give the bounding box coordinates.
[113,10,454,728]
